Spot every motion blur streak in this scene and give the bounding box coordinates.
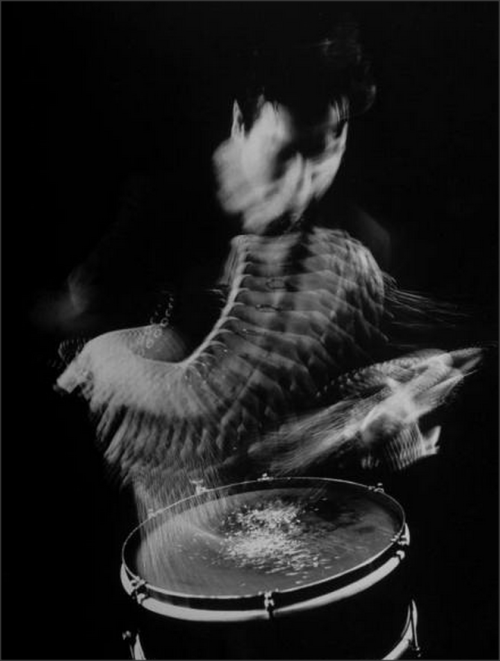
[251,348,482,474]
[57,93,482,516]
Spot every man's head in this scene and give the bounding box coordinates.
[213,19,375,234]
[214,97,348,233]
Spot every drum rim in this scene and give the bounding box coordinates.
[121,477,407,612]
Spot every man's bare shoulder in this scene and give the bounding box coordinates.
[318,197,392,271]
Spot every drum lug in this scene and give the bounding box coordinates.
[392,528,410,560]
[394,526,410,548]
[190,478,209,495]
[130,577,149,605]
[263,590,276,618]
[369,482,385,493]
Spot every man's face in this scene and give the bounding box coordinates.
[214,99,348,234]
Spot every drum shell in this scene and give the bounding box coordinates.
[130,556,412,659]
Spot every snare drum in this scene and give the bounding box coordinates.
[121,478,419,659]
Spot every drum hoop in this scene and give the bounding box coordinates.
[122,477,407,617]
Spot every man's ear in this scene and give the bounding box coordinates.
[231,100,245,138]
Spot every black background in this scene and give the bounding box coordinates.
[2,2,498,659]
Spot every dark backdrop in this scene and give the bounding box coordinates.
[2,2,498,659]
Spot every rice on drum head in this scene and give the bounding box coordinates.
[121,477,419,659]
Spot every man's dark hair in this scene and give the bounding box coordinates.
[235,17,376,127]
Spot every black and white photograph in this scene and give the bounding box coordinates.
[2,2,498,660]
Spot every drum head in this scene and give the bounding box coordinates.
[122,478,405,612]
